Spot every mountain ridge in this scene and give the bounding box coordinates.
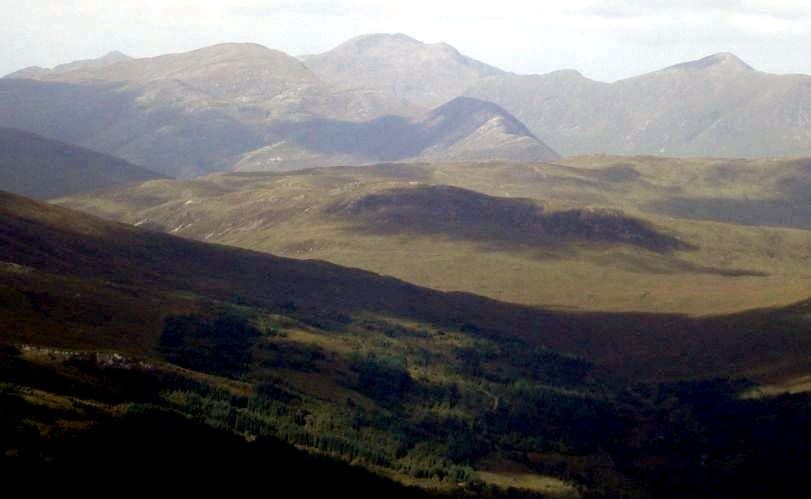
[232,96,559,171]
[465,51,811,157]
[0,42,423,177]
[303,33,504,108]
[3,37,811,173]
[0,39,546,176]
[4,50,132,79]
[661,52,754,74]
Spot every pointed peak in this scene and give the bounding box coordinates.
[548,69,587,79]
[703,52,753,69]
[389,32,422,43]
[431,96,507,114]
[177,42,302,65]
[191,42,274,55]
[666,52,754,72]
[427,97,535,134]
[101,50,131,61]
[341,33,424,49]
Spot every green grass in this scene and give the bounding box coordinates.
[476,471,579,498]
[56,161,811,315]
[742,373,811,398]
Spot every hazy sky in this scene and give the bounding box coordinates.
[3,0,810,81]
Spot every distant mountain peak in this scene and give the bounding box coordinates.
[337,33,424,50]
[427,96,520,128]
[547,69,589,80]
[420,96,559,161]
[187,42,278,58]
[426,96,540,141]
[304,33,504,107]
[99,50,131,61]
[389,32,420,42]
[329,34,487,68]
[430,96,514,119]
[666,52,754,72]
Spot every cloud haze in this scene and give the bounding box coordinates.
[2,0,810,81]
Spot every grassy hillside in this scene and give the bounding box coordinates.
[4,192,811,496]
[557,155,811,229]
[7,189,811,382]
[57,161,811,315]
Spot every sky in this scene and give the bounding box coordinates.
[2,0,811,82]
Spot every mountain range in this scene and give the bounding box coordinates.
[0,43,405,177]
[3,34,811,178]
[465,52,811,157]
[4,32,811,497]
[6,25,811,499]
[0,39,552,177]
[6,50,132,79]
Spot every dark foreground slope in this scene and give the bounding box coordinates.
[4,192,811,496]
[0,353,428,497]
[0,127,164,198]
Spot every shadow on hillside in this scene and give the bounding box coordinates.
[266,116,427,160]
[330,184,691,253]
[645,197,811,230]
[0,79,266,177]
